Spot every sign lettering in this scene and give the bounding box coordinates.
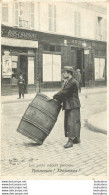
[1,25,38,41]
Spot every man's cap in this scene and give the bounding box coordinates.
[63,66,73,72]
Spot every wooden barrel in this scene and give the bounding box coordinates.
[17,93,61,144]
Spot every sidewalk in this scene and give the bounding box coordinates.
[87,111,107,134]
[1,87,107,135]
[1,86,107,104]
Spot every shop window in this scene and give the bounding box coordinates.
[43,54,61,82]
[12,56,18,84]
[95,50,105,57]
[2,3,8,23]
[94,58,105,81]
[43,44,50,51]
[56,46,61,52]
[49,45,55,52]
[95,50,99,56]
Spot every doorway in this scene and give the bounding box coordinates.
[19,55,28,93]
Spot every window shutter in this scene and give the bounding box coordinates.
[30,2,35,29]
[95,18,98,39]
[78,12,81,36]
[74,11,77,35]
[54,5,56,32]
[48,4,52,31]
[103,19,107,41]
[14,3,19,26]
[2,3,8,23]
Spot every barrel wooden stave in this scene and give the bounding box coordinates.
[32,94,60,117]
[17,93,61,143]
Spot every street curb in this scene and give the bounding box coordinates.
[87,114,107,135]
[1,90,107,104]
[1,99,33,104]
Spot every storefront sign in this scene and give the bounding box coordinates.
[2,55,12,78]
[67,39,91,48]
[1,25,38,41]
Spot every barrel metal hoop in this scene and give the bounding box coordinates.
[30,103,57,121]
[22,117,50,135]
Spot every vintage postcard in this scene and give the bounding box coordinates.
[0,0,108,180]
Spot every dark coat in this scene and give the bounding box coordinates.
[17,78,25,94]
[53,77,80,110]
[53,77,81,137]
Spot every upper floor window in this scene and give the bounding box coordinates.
[30,3,35,29]
[14,2,35,29]
[103,19,107,41]
[74,11,81,36]
[97,17,103,40]
[2,3,8,23]
[48,4,56,32]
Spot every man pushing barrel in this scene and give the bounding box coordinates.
[53,66,81,149]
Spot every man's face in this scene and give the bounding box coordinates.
[63,71,69,79]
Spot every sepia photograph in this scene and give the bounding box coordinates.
[0,0,108,179]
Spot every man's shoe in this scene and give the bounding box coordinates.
[64,139,70,148]
[17,97,21,99]
[64,139,73,148]
[73,137,80,144]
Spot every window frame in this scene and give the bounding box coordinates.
[2,3,8,24]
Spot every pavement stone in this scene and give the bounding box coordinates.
[1,89,107,178]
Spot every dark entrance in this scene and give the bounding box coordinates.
[19,55,28,93]
[77,49,85,86]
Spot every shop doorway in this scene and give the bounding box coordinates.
[19,55,28,93]
[77,49,85,86]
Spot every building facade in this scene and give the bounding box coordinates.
[1,1,107,95]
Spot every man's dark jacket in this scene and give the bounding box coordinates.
[53,77,80,110]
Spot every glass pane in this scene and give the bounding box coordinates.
[49,45,55,52]
[53,55,61,81]
[43,54,52,81]
[28,57,34,84]
[2,7,8,22]
[94,58,100,80]
[99,58,105,80]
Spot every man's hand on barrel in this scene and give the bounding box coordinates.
[46,98,53,102]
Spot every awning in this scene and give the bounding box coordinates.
[1,37,38,48]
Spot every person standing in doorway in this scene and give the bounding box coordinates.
[53,66,81,149]
[75,69,82,93]
[17,74,25,99]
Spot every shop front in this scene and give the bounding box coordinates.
[1,26,107,95]
[38,33,106,89]
[1,25,38,95]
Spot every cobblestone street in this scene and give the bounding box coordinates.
[1,90,107,178]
